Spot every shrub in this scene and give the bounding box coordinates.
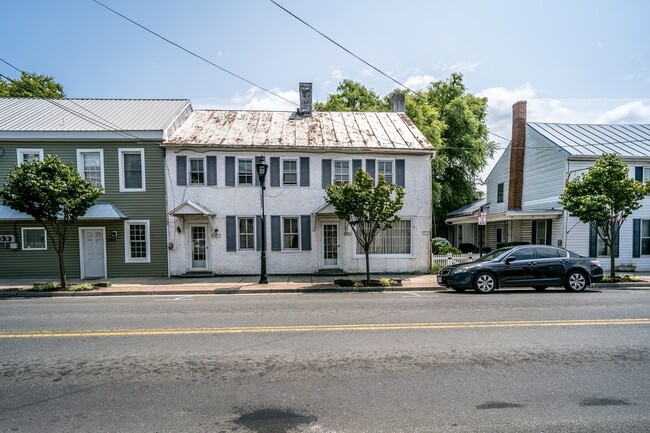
[431,264,444,275]
[32,281,61,291]
[438,245,462,255]
[431,237,452,254]
[67,283,94,292]
[379,277,398,287]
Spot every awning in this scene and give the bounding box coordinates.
[312,202,336,215]
[446,209,563,225]
[170,201,215,217]
[0,203,128,221]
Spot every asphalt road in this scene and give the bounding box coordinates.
[1,288,649,432]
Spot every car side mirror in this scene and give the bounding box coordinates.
[505,256,516,264]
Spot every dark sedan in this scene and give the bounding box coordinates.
[437,245,604,294]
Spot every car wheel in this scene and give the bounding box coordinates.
[474,272,496,294]
[532,286,547,291]
[452,287,466,292]
[565,271,587,292]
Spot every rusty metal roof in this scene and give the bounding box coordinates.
[164,110,433,153]
[528,122,650,157]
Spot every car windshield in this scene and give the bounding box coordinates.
[474,247,515,262]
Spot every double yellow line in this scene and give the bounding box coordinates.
[1,318,649,339]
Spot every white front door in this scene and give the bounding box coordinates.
[321,222,340,268]
[190,225,208,270]
[81,228,105,279]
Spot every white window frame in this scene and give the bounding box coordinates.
[535,220,547,244]
[237,216,256,251]
[21,227,47,251]
[355,219,413,257]
[281,158,299,186]
[377,160,394,185]
[118,148,146,192]
[124,220,151,263]
[643,167,650,182]
[642,220,650,255]
[188,156,206,186]
[282,216,300,251]
[333,160,351,184]
[76,149,105,190]
[237,158,254,186]
[17,148,44,164]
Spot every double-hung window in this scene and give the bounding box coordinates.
[238,217,255,251]
[77,149,104,189]
[282,159,298,186]
[17,148,44,164]
[125,220,150,263]
[642,220,650,255]
[282,217,300,250]
[238,159,253,186]
[643,167,650,182]
[497,183,504,203]
[377,160,394,184]
[333,160,350,184]
[356,219,412,255]
[21,227,47,250]
[535,220,547,244]
[189,157,205,185]
[119,148,145,192]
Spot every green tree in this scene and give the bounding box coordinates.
[1,155,102,288]
[0,71,65,98]
[316,74,495,237]
[559,153,650,278]
[325,169,405,283]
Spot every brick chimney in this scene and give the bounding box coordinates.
[508,101,527,210]
[299,82,312,115]
[390,93,405,112]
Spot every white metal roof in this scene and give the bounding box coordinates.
[0,98,192,139]
[528,122,650,157]
[0,203,127,220]
[164,110,433,153]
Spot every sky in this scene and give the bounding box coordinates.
[2,0,649,181]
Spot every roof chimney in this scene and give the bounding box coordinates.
[508,101,527,210]
[391,93,405,112]
[299,82,312,116]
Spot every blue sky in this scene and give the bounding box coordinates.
[2,0,649,178]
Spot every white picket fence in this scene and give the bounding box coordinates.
[432,253,480,267]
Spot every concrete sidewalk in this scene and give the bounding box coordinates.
[1,272,649,297]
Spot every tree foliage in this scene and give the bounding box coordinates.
[559,153,649,278]
[0,71,65,98]
[316,74,495,237]
[1,155,102,287]
[325,169,404,282]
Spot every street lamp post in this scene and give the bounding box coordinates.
[255,156,269,284]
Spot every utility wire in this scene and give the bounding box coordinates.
[91,0,297,107]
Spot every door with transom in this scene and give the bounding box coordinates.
[321,222,340,269]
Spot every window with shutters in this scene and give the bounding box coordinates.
[282,217,300,250]
[238,158,254,185]
[118,148,145,192]
[238,217,255,251]
[333,160,350,184]
[189,157,206,185]
[642,220,650,255]
[76,149,104,189]
[535,220,547,244]
[282,159,298,186]
[377,160,393,184]
[597,237,610,257]
[356,219,412,255]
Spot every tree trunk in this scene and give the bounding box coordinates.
[609,242,616,280]
[57,248,67,289]
[365,249,370,283]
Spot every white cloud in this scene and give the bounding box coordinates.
[329,67,343,81]
[595,101,650,124]
[404,74,434,90]
[432,61,482,73]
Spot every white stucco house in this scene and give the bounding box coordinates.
[163,84,434,276]
[446,100,650,272]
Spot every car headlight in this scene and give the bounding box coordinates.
[452,266,475,274]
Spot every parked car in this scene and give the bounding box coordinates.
[437,245,604,294]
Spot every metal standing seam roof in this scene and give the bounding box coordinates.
[0,98,192,134]
[0,203,127,220]
[527,122,650,157]
[164,110,433,153]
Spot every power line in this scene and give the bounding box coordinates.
[90,0,297,108]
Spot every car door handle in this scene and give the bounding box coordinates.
[528,261,537,265]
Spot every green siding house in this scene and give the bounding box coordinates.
[0,98,192,279]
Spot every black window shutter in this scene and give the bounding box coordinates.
[366,159,376,183]
[301,215,311,251]
[352,159,362,178]
[206,156,217,185]
[270,157,280,187]
[226,216,236,251]
[225,157,235,186]
[633,219,641,258]
[176,155,187,186]
[635,167,644,182]
[546,219,553,245]
[396,159,405,187]
[531,221,537,244]
[256,215,262,251]
[300,157,310,186]
[589,224,597,257]
[271,216,281,251]
[322,159,332,188]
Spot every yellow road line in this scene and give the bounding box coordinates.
[1,318,649,339]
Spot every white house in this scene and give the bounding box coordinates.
[163,84,434,276]
[446,101,650,272]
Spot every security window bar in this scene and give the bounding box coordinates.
[189,158,205,185]
[238,159,253,185]
[282,159,298,185]
[282,217,300,250]
[238,217,255,251]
